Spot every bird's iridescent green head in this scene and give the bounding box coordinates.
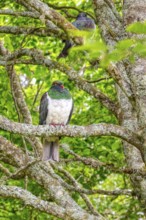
[48,81,71,99]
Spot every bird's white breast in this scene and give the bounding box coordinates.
[46,94,73,125]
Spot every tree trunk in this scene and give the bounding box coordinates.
[94,0,146,214]
[122,0,146,212]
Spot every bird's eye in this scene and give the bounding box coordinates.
[60,84,64,89]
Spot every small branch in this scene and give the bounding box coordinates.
[0,164,11,176]
[0,9,40,18]
[0,26,63,38]
[47,3,95,20]
[45,162,133,196]
[0,185,66,219]
[31,81,44,109]
[86,77,111,83]
[108,63,135,103]
[62,146,146,176]
[0,159,40,184]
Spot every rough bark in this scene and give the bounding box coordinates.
[93,0,146,213]
[122,0,146,210]
[0,115,143,152]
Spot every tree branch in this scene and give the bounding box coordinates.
[93,0,124,44]
[17,0,82,44]
[62,146,146,176]
[45,162,134,197]
[0,42,42,157]
[0,185,67,219]
[0,25,63,38]
[93,1,135,105]
[0,115,143,153]
[0,9,40,18]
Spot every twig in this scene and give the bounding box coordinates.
[31,81,44,109]
[46,3,96,20]
[0,164,11,176]
[0,159,40,184]
[86,77,111,83]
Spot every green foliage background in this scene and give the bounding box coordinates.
[0,0,145,219]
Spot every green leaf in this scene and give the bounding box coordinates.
[127,22,146,34]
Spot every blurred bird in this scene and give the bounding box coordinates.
[39,81,73,161]
[58,12,96,58]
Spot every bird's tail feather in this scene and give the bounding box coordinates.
[42,140,59,161]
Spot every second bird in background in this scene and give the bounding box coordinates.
[58,12,96,58]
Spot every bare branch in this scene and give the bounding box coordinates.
[86,77,111,83]
[46,162,134,197]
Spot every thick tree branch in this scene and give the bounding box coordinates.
[93,0,135,106]
[0,185,67,219]
[0,115,143,153]
[0,43,42,157]
[93,0,125,44]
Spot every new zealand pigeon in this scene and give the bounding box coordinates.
[58,12,96,58]
[39,81,73,161]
